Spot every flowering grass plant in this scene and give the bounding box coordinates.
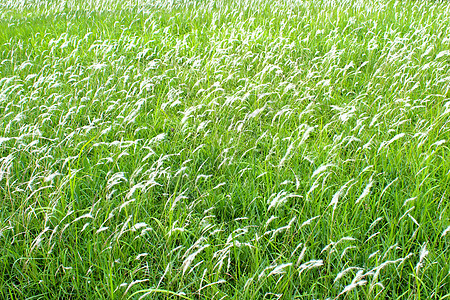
[0,0,449,298]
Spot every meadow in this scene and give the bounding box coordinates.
[0,0,449,298]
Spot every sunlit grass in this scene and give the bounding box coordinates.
[0,0,449,299]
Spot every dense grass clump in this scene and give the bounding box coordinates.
[0,0,449,298]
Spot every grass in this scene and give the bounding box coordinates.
[0,0,449,298]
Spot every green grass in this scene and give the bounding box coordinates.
[0,0,449,298]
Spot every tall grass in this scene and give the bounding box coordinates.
[0,0,449,298]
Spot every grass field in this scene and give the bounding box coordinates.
[1,0,450,298]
